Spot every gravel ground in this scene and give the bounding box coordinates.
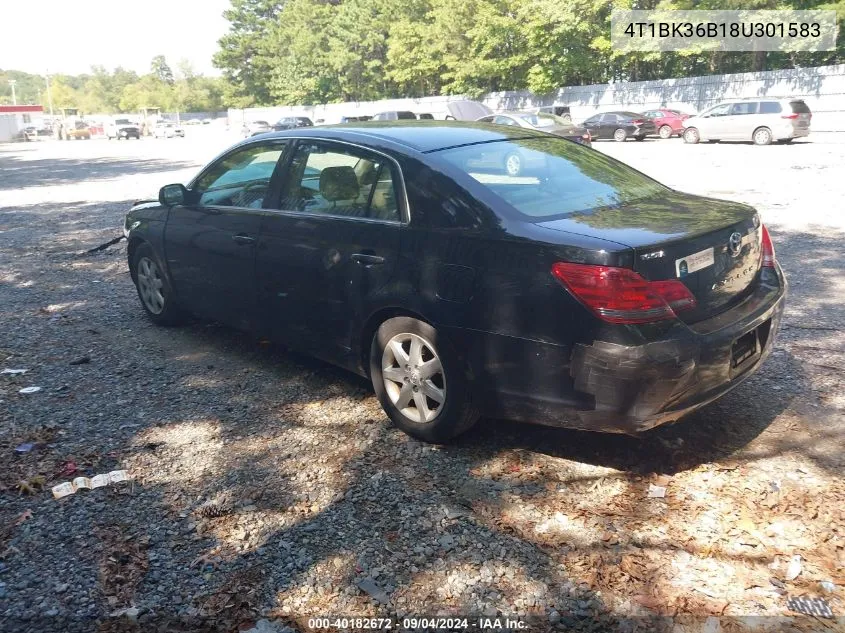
[1,132,843,633]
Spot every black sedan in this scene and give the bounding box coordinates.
[125,122,786,443]
[581,111,657,141]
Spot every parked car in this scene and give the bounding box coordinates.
[272,116,313,131]
[476,111,591,149]
[581,112,657,141]
[241,120,272,137]
[107,118,141,140]
[641,108,690,139]
[125,122,786,443]
[682,98,812,145]
[62,120,92,140]
[153,122,185,138]
[371,111,417,121]
[339,115,373,123]
[536,104,572,122]
[444,100,492,121]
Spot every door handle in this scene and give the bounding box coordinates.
[351,253,385,266]
[232,234,256,245]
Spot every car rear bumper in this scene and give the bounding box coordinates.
[459,264,786,434]
[568,265,787,433]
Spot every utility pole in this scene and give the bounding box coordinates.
[8,80,17,105]
[45,72,54,117]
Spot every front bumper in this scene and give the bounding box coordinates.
[568,265,787,433]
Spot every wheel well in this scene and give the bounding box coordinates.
[359,307,431,377]
[126,237,145,279]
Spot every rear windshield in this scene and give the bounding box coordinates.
[790,100,811,114]
[436,138,666,219]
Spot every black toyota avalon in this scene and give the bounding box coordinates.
[124,122,786,443]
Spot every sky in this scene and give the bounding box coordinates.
[0,0,232,76]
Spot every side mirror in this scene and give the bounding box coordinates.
[159,183,188,206]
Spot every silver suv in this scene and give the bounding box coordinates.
[682,98,811,145]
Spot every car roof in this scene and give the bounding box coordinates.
[244,121,548,153]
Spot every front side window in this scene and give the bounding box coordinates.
[705,104,732,117]
[281,142,400,222]
[435,137,666,220]
[195,143,285,208]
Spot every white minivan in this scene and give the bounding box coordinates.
[682,98,811,145]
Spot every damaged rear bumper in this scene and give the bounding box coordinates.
[569,267,787,433]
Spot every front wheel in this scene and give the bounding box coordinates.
[132,243,186,326]
[370,317,478,443]
[683,127,700,144]
[658,125,673,139]
[613,128,627,142]
[753,127,773,146]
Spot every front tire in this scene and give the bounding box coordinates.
[131,243,186,326]
[753,127,773,146]
[683,127,700,144]
[370,317,478,443]
[613,128,627,142]
[658,125,673,139]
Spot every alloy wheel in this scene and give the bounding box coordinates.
[381,332,446,424]
[753,127,772,146]
[683,128,700,144]
[659,125,673,139]
[136,256,166,315]
[613,128,627,142]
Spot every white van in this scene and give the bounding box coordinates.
[682,98,811,145]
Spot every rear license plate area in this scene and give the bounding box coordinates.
[731,328,759,369]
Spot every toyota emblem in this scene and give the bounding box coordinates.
[728,231,743,257]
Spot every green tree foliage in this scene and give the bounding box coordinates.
[212,0,845,106]
[0,58,227,114]
[213,0,286,107]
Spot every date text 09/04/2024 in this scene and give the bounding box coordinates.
[308,617,529,630]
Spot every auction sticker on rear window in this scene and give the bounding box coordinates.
[675,247,714,277]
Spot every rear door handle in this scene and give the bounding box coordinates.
[232,234,256,245]
[351,253,385,266]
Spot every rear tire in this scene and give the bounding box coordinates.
[683,127,700,144]
[370,317,478,443]
[777,138,794,144]
[658,125,673,139]
[634,135,646,141]
[753,127,773,146]
[613,128,627,142]
[131,243,186,326]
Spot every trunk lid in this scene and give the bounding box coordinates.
[536,192,763,322]
[789,100,812,130]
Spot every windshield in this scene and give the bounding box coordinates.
[435,138,667,219]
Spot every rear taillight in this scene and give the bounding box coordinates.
[631,119,645,125]
[551,262,697,324]
[781,113,799,119]
[761,224,776,268]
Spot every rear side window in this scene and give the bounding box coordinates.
[436,137,666,220]
[397,111,417,120]
[759,102,782,114]
[790,100,811,114]
[730,102,758,115]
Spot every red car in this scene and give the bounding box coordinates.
[642,108,690,139]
